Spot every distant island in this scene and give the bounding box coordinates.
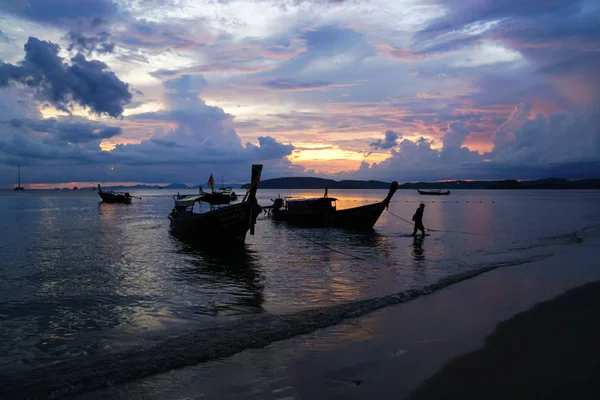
[242,177,391,189]
[240,177,600,190]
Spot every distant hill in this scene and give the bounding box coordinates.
[240,177,600,190]
[401,178,600,190]
[241,177,392,189]
[101,184,163,190]
[162,183,190,189]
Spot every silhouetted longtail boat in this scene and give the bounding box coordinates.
[14,164,25,191]
[168,164,263,242]
[198,175,238,205]
[335,181,399,230]
[270,195,337,227]
[269,181,399,231]
[417,189,450,195]
[97,184,135,204]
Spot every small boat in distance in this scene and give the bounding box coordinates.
[198,187,236,205]
[417,189,450,196]
[168,165,263,242]
[97,184,134,204]
[14,165,25,191]
[217,186,237,201]
[89,178,96,190]
[198,175,238,205]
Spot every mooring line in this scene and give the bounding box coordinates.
[385,209,483,236]
[287,226,382,267]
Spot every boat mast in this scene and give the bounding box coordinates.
[18,164,20,187]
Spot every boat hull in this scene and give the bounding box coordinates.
[334,202,387,231]
[417,189,450,195]
[98,192,132,204]
[200,192,232,205]
[271,208,335,227]
[270,181,398,230]
[271,197,336,227]
[169,202,258,242]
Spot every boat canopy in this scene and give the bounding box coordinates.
[174,195,203,207]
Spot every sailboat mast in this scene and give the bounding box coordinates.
[18,165,20,186]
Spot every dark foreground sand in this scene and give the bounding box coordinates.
[79,230,600,400]
[410,280,600,400]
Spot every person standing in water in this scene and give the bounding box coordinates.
[412,203,426,236]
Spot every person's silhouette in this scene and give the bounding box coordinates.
[412,204,425,237]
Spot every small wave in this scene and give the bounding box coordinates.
[0,255,550,399]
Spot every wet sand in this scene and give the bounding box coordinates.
[78,230,600,400]
[410,280,600,400]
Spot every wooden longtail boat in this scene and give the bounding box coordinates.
[270,196,337,227]
[97,184,134,204]
[417,189,450,195]
[168,164,263,242]
[334,181,399,230]
[269,181,399,231]
[14,165,25,191]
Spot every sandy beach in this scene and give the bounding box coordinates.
[77,226,600,400]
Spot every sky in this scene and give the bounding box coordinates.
[1,0,599,187]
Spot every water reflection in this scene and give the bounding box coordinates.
[412,236,425,262]
[170,235,264,316]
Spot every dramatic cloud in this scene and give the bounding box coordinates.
[66,18,115,55]
[370,130,401,149]
[121,74,295,166]
[0,37,131,117]
[0,0,120,25]
[1,0,599,184]
[0,75,296,184]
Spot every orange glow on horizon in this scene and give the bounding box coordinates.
[25,181,173,190]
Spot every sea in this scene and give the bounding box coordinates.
[1,188,599,398]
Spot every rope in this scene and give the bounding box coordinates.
[386,210,414,226]
[385,209,483,236]
[287,226,381,267]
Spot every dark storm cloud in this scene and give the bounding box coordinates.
[3,117,122,144]
[0,0,119,24]
[370,130,400,149]
[0,37,132,117]
[66,18,115,56]
[245,136,295,159]
[417,0,576,40]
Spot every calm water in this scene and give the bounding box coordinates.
[1,188,600,393]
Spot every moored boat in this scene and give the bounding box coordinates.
[269,181,399,230]
[14,165,25,191]
[334,181,399,230]
[168,165,263,242]
[270,195,337,227]
[198,175,238,205]
[97,184,133,204]
[417,189,450,196]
